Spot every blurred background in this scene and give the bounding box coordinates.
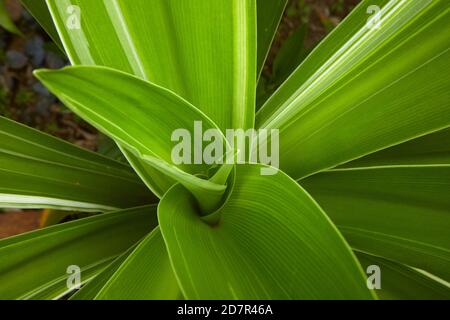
[0,0,359,238]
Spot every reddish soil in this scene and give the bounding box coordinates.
[0,210,42,239]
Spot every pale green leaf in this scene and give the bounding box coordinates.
[20,0,63,49]
[257,0,450,179]
[69,249,134,300]
[35,66,230,213]
[93,227,181,300]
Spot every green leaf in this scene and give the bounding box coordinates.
[45,0,258,203]
[339,127,450,168]
[301,166,450,281]
[35,66,230,213]
[356,252,450,300]
[72,229,181,300]
[91,227,181,300]
[46,0,256,132]
[119,146,177,199]
[159,164,374,299]
[25,257,115,300]
[256,0,450,179]
[70,248,135,300]
[256,0,288,76]
[0,0,22,35]
[0,116,154,211]
[97,134,127,163]
[20,0,62,49]
[0,205,158,299]
[256,23,310,109]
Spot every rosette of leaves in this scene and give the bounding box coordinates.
[0,0,449,300]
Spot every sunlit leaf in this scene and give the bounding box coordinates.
[0,0,22,35]
[257,0,450,179]
[302,166,450,280]
[91,227,181,300]
[339,127,450,168]
[0,116,154,211]
[0,205,158,299]
[256,0,287,76]
[159,164,374,299]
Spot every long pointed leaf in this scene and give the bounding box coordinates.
[0,116,154,211]
[46,0,256,132]
[0,0,22,35]
[20,0,62,49]
[0,205,158,299]
[356,252,450,300]
[35,66,230,213]
[45,0,258,197]
[301,166,450,280]
[69,252,132,300]
[93,227,180,300]
[256,0,287,76]
[159,164,374,299]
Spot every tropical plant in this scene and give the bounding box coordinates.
[0,0,449,300]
